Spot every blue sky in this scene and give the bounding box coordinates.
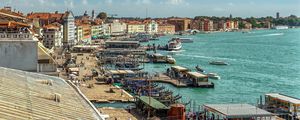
[1,0,300,18]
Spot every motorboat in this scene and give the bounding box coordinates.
[179,38,193,43]
[207,73,221,80]
[168,38,182,51]
[166,55,176,64]
[209,61,229,65]
[149,53,176,64]
[171,37,193,43]
[195,65,205,73]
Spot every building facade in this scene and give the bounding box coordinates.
[63,11,76,46]
[145,20,158,34]
[82,24,91,43]
[167,18,191,32]
[127,23,145,33]
[75,25,83,43]
[0,21,38,72]
[109,20,127,36]
[42,23,63,48]
[91,24,102,39]
[158,24,175,34]
[191,19,214,31]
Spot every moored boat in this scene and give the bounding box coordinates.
[207,73,221,80]
[209,61,229,65]
[195,65,205,73]
[168,38,182,51]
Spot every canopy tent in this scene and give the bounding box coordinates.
[138,96,169,110]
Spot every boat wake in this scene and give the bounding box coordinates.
[168,50,186,53]
[177,54,237,61]
[247,33,284,38]
[261,33,284,37]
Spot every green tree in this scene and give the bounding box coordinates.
[97,12,107,20]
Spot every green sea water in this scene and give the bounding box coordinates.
[144,28,300,106]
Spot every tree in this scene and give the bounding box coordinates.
[97,12,107,20]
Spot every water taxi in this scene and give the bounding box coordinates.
[209,61,229,65]
[149,53,176,64]
[168,38,182,51]
[207,73,221,80]
[186,72,214,88]
[170,37,193,43]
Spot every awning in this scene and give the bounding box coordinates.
[138,96,169,110]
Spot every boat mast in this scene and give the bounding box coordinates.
[147,76,151,119]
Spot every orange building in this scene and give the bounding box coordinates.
[167,18,191,32]
[191,19,213,31]
[158,24,175,34]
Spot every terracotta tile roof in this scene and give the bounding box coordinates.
[0,21,30,28]
[0,9,25,19]
[27,13,64,21]
[43,24,59,29]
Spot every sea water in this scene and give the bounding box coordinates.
[143,28,300,107]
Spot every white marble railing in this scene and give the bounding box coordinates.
[0,33,33,40]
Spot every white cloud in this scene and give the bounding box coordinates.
[105,0,113,4]
[64,0,74,8]
[38,0,45,5]
[136,0,151,5]
[164,0,189,5]
[82,0,88,5]
[228,2,234,6]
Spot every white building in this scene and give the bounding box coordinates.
[0,26,38,72]
[146,20,158,34]
[42,23,63,48]
[109,20,127,36]
[101,24,111,36]
[127,23,145,34]
[63,11,76,47]
[91,24,102,39]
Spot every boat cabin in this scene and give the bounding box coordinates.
[168,66,189,78]
[186,72,213,88]
[108,70,135,79]
[264,93,300,120]
[105,41,140,49]
[203,104,275,120]
[108,70,148,81]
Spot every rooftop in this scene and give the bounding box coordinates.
[203,104,273,118]
[266,93,300,105]
[187,72,207,78]
[171,66,189,72]
[138,96,169,110]
[0,67,105,119]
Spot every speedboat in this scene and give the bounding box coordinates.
[207,73,221,80]
[166,55,176,64]
[195,65,205,73]
[171,37,193,43]
[179,38,193,43]
[209,61,229,65]
[168,38,182,51]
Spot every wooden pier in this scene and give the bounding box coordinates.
[149,74,188,87]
